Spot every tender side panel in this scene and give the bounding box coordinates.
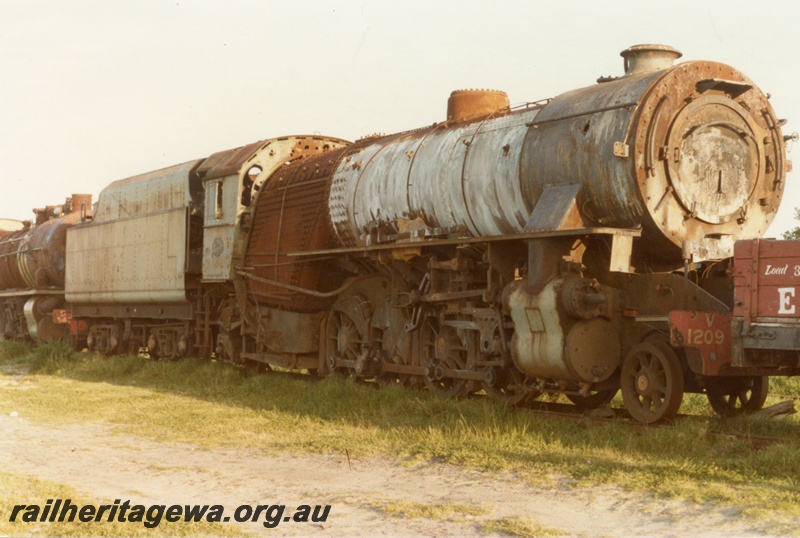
[65,160,203,307]
[65,208,191,305]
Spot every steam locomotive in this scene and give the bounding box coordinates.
[2,44,798,424]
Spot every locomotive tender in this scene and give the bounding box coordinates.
[1,44,799,423]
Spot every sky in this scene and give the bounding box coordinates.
[1,0,799,236]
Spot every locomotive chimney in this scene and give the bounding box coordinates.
[447,89,510,123]
[69,193,93,219]
[621,44,682,76]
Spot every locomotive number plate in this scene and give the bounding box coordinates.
[669,311,732,376]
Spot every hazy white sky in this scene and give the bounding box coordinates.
[1,0,798,236]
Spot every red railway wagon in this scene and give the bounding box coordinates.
[671,239,800,415]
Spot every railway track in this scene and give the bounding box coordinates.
[246,363,797,449]
[523,400,794,448]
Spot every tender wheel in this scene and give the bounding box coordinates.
[147,332,161,360]
[245,360,272,375]
[126,328,148,356]
[1,308,12,340]
[620,341,684,424]
[706,376,769,417]
[567,388,618,410]
[106,326,122,356]
[421,318,472,399]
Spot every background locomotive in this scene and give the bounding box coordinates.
[1,44,798,424]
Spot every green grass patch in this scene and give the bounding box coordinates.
[3,341,800,530]
[366,499,490,521]
[481,516,568,537]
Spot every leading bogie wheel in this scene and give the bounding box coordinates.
[482,360,533,407]
[620,341,684,424]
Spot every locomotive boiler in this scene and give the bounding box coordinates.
[0,195,92,343]
[2,44,798,425]
[325,45,783,265]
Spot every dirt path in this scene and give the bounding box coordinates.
[0,410,788,537]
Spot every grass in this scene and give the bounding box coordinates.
[365,499,490,520]
[481,516,569,537]
[2,341,800,533]
[348,496,570,536]
[342,495,569,536]
[363,499,572,538]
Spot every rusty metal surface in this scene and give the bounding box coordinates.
[329,131,419,246]
[18,216,68,287]
[250,305,323,355]
[0,227,28,290]
[244,147,348,312]
[195,140,266,181]
[669,310,732,375]
[631,61,785,264]
[504,275,621,383]
[0,197,89,291]
[329,106,542,246]
[66,161,203,305]
[20,199,89,288]
[325,54,783,269]
[239,136,350,193]
[326,71,654,248]
[522,72,658,230]
[202,171,240,281]
[446,89,509,122]
[523,183,585,232]
[289,227,640,258]
[66,207,192,305]
[92,160,203,222]
[564,318,620,382]
[23,295,68,343]
[204,136,350,282]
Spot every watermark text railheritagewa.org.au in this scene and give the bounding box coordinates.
[8,499,331,529]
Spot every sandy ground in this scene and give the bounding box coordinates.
[0,369,796,537]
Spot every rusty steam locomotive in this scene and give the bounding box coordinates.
[2,44,799,423]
